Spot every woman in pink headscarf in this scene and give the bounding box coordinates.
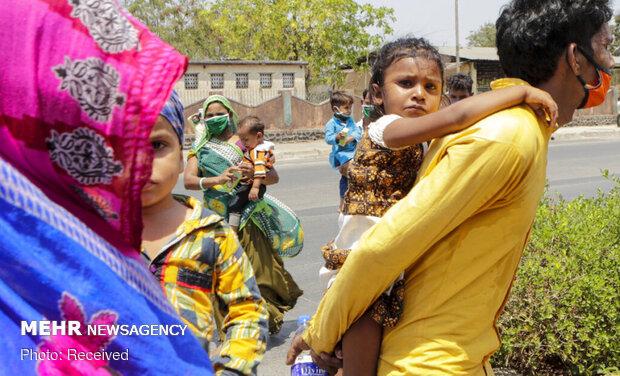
[0,0,214,374]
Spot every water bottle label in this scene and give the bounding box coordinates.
[291,361,328,376]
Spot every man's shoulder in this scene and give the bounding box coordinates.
[428,105,548,167]
[468,105,546,145]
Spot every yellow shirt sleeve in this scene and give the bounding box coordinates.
[303,136,529,354]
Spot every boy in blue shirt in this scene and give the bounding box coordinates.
[324,91,362,208]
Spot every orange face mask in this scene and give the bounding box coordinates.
[575,46,612,109]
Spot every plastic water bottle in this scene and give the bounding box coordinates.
[213,170,242,192]
[291,315,328,376]
[338,127,349,146]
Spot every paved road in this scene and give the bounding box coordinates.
[545,138,620,199]
[174,136,620,376]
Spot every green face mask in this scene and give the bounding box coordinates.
[206,114,230,136]
[362,105,374,118]
[334,112,351,121]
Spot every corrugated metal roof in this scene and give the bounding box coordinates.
[188,59,308,66]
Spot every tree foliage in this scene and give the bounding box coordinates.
[126,0,219,59]
[610,14,620,56]
[466,21,496,48]
[126,0,393,85]
[201,0,393,84]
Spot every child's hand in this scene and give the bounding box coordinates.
[237,162,254,180]
[523,86,558,128]
[249,187,260,201]
[336,131,344,141]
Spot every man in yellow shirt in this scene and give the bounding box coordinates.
[287,0,615,375]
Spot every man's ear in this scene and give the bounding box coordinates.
[370,83,383,107]
[566,43,583,76]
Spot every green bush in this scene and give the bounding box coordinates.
[492,171,620,376]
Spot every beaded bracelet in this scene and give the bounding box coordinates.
[199,177,207,191]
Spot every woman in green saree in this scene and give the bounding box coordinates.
[185,95,303,335]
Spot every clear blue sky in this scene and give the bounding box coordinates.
[360,0,620,47]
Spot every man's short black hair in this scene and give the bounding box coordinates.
[496,0,612,86]
[330,91,354,108]
[447,73,473,93]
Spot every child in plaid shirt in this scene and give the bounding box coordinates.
[141,92,268,376]
[228,116,275,232]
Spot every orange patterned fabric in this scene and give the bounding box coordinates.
[341,130,424,216]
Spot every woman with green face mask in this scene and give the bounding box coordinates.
[184,95,303,335]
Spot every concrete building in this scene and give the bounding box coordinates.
[174,60,308,107]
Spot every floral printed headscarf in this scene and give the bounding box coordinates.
[0,0,188,255]
[160,90,186,145]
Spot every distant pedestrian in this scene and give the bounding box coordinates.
[324,91,362,208]
[447,72,474,103]
[184,95,303,335]
[0,2,214,374]
[289,35,559,376]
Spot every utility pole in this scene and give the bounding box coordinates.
[455,0,460,73]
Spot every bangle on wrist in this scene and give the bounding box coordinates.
[199,177,207,191]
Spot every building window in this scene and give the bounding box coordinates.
[210,73,224,89]
[184,73,198,89]
[260,73,272,88]
[236,73,249,89]
[283,73,295,88]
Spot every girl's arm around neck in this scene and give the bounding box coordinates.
[383,85,558,149]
